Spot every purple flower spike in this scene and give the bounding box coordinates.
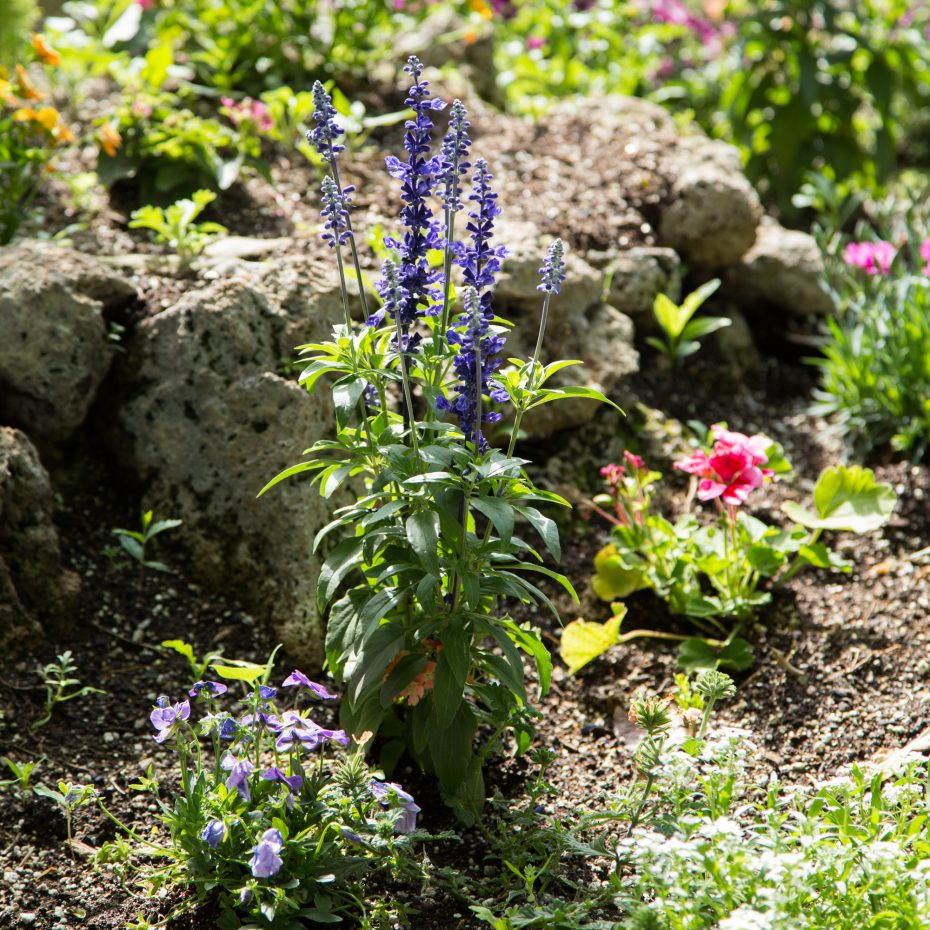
[189,680,228,699]
[320,175,354,249]
[250,828,284,878]
[221,753,254,801]
[262,766,303,794]
[150,699,190,743]
[281,670,337,700]
[308,80,345,160]
[201,819,226,849]
[538,238,566,295]
[437,99,471,213]
[370,778,421,834]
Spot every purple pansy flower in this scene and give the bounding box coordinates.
[270,710,349,752]
[261,766,303,795]
[189,680,228,699]
[370,778,421,834]
[281,670,337,700]
[218,716,240,740]
[201,819,226,849]
[150,699,190,743]
[221,753,254,800]
[249,828,284,878]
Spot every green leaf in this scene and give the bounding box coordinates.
[559,605,627,675]
[405,511,440,575]
[798,542,852,572]
[332,378,365,430]
[782,465,896,532]
[211,662,267,684]
[502,620,551,696]
[432,620,470,730]
[678,637,754,672]
[116,535,144,562]
[471,496,514,545]
[681,315,731,341]
[318,538,363,608]
[515,506,560,561]
[747,544,786,576]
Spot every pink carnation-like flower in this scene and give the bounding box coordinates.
[920,238,930,276]
[674,424,774,506]
[623,450,645,470]
[843,240,896,276]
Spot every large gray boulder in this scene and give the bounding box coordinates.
[0,427,80,652]
[658,139,763,268]
[0,242,136,444]
[115,274,342,664]
[725,219,835,318]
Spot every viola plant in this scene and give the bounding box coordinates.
[262,58,613,819]
[562,426,896,672]
[123,661,424,928]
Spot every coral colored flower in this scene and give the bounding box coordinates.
[99,123,121,157]
[15,65,44,101]
[920,238,930,276]
[843,240,896,276]
[398,660,437,706]
[31,33,61,67]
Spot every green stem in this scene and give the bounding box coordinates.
[329,159,370,323]
[393,317,421,466]
[778,528,822,584]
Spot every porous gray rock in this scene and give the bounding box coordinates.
[658,139,763,268]
[588,246,681,318]
[115,275,342,664]
[0,427,80,652]
[725,219,835,318]
[0,241,136,444]
[492,221,638,437]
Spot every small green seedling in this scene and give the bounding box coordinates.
[160,639,225,685]
[112,510,182,581]
[34,781,98,856]
[32,651,105,730]
[0,756,44,800]
[129,189,228,262]
[647,278,730,364]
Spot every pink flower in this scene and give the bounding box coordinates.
[527,36,545,50]
[920,238,930,276]
[623,450,645,470]
[674,424,774,507]
[600,463,625,488]
[135,0,155,8]
[843,240,896,276]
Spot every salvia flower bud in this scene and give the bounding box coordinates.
[538,238,566,294]
[320,175,353,249]
[308,80,345,158]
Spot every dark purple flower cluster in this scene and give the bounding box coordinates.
[372,56,445,333]
[320,175,353,249]
[307,80,345,160]
[437,287,507,449]
[489,0,517,19]
[436,99,471,213]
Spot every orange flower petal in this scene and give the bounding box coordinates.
[15,64,44,101]
[31,33,61,67]
[98,122,122,157]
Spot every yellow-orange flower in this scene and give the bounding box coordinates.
[98,122,122,157]
[31,33,61,67]
[54,120,75,145]
[15,65,44,101]
[12,105,59,131]
[469,0,492,18]
[0,78,15,106]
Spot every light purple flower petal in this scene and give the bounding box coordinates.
[249,828,284,878]
[201,819,226,849]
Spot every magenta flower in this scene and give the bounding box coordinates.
[527,36,545,50]
[920,238,930,276]
[843,240,896,276]
[674,425,774,507]
[623,450,646,471]
[281,670,337,700]
[150,698,190,743]
[249,828,284,878]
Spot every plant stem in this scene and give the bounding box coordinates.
[330,159,370,323]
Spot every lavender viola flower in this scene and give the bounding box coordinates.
[369,778,421,834]
[271,710,350,752]
[372,56,445,332]
[308,80,345,160]
[150,699,190,744]
[258,684,277,700]
[189,680,228,699]
[221,753,254,801]
[281,670,337,700]
[249,828,284,879]
[218,715,240,741]
[438,287,507,449]
[261,766,303,795]
[320,175,354,249]
[537,238,566,295]
[201,819,226,849]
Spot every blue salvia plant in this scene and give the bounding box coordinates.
[263,57,616,820]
